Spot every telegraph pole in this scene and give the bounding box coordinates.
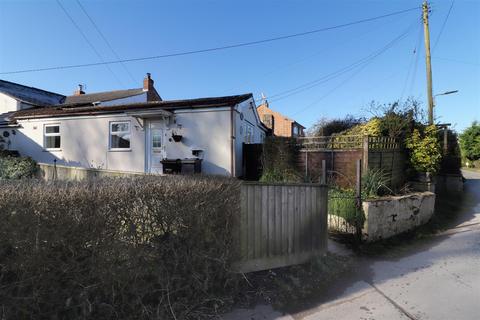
[422,0,434,125]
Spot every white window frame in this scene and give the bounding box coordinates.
[43,123,61,150]
[109,121,131,151]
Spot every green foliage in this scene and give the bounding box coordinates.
[0,156,37,179]
[260,137,302,183]
[459,121,480,161]
[0,176,242,319]
[362,169,391,198]
[405,125,442,174]
[309,115,364,136]
[342,117,382,136]
[328,189,364,228]
[365,99,424,138]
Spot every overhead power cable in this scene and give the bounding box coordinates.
[222,16,399,95]
[292,61,372,117]
[55,0,125,87]
[0,6,420,75]
[264,20,418,104]
[399,20,422,102]
[281,20,419,117]
[432,1,455,52]
[75,0,136,84]
[407,23,424,97]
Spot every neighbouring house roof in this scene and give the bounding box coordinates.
[63,88,146,105]
[257,103,305,129]
[0,112,13,125]
[0,80,65,106]
[10,94,254,120]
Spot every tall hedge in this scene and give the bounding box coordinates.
[0,176,241,319]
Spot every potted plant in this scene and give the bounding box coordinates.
[172,132,182,142]
[171,127,184,142]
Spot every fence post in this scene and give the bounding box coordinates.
[321,159,326,184]
[53,158,57,181]
[305,151,308,180]
[355,159,362,240]
[362,136,369,173]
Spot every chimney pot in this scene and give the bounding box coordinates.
[74,84,85,95]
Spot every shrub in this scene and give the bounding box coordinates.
[260,137,302,183]
[0,155,37,179]
[459,121,480,161]
[309,115,364,136]
[328,188,364,230]
[0,176,242,319]
[405,125,442,174]
[362,168,391,198]
[341,118,382,136]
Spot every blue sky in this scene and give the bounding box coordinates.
[0,0,478,132]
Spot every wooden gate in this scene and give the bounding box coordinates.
[233,182,328,273]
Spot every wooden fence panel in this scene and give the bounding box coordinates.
[233,183,328,273]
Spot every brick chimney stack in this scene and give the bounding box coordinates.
[143,73,154,91]
[73,84,85,96]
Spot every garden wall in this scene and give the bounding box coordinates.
[361,192,435,242]
[37,163,145,180]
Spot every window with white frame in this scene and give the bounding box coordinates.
[110,121,131,150]
[44,124,61,149]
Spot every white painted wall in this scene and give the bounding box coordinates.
[164,108,232,176]
[14,114,146,173]
[8,100,265,177]
[0,92,20,114]
[234,98,266,177]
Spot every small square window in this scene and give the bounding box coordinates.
[110,121,131,150]
[44,124,61,149]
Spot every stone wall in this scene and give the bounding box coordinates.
[361,192,435,242]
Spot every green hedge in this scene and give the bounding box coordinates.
[0,155,37,179]
[0,176,241,319]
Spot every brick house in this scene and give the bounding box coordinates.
[256,100,305,137]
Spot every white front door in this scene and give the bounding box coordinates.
[148,121,165,174]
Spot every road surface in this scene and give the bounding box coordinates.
[224,170,480,320]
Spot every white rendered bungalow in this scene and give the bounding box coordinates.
[0,75,266,177]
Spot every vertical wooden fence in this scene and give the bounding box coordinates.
[233,182,328,273]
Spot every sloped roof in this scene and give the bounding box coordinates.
[0,80,65,106]
[63,88,146,105]
[12,94,254,120]
[257,103,305,129]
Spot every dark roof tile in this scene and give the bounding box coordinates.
[12,94,253,119]
[0,80,65,106]
[63,88,146,105]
